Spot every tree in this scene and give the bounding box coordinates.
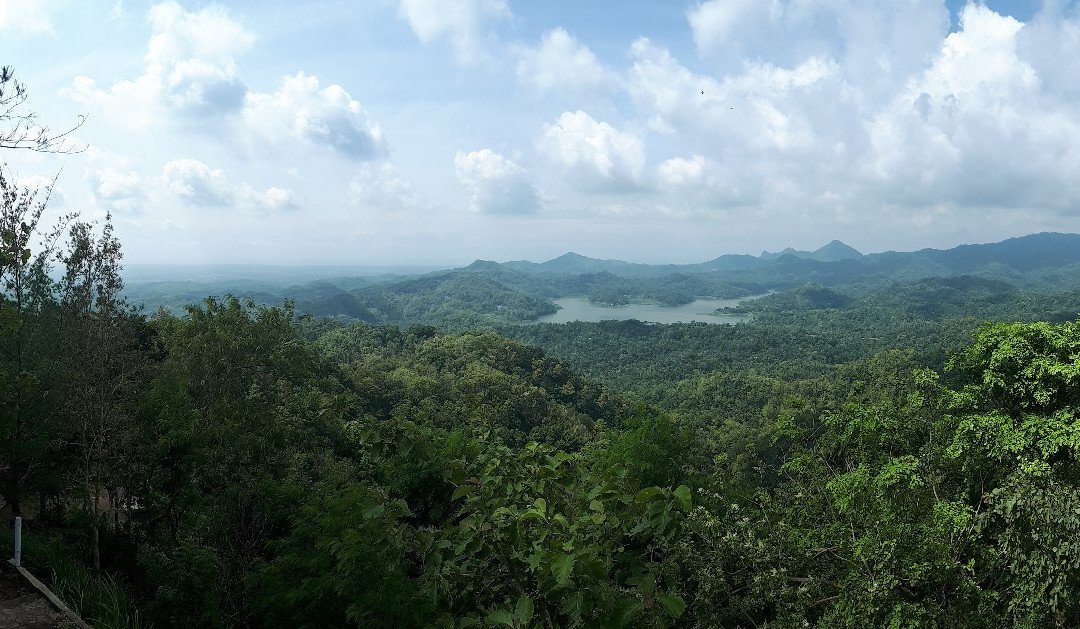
[947,320,1080,626]
[57,214,147,570]
[431,436,691,627]
[0,170,70,517]
[1,63,87,516]
[1,65,85,153]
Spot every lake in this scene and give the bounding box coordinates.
[533,297,755,325]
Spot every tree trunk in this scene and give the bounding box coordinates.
[91,520,100,572]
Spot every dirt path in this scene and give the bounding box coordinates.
[0,562,70,629]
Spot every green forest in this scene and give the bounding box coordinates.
[5,56,1080,629]
[5,162,1080,628]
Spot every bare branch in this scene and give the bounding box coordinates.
[0,65,88,154]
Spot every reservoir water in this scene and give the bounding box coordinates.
[534,297,754,325]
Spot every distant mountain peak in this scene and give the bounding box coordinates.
[813,240,862,261]
[760,240,862,262]
[465,259,501,270]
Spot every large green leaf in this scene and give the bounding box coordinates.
[673,485,692,512]
[551,553,575,586]
[451,484,476,501]
[486,609,515,626]
[514,596,534,624]
[657,593,686,618]
[634,487,664,503]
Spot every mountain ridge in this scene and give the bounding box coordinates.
[123,233,1078,280]
[121,232,1080,324]
[498,233,1075,274]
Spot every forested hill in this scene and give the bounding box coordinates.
[386,231,1080,312]
[122,232,1080,326]
[8,203,1080,626]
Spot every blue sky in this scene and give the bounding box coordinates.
[2,0,1079,265]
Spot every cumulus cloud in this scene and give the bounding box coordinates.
[243,72,386,160]
[241,186,297,212]
[397,0,509,65]
[614,2,1080,230]
[85,149,146,213]
[688,0,785,60]
[516,28,616,94]
[349,163,420,211]
[66,1,253,123]
[687,0,948,85]
[454,149,541,214]
[539,111,646,191]
[162,158,232,205]
[0,0,58,34]
[657,155,706,188]
[144,1,252,114]
[1019,3,1080,99]
[656,155,754,210]
[868,4,1080,211]
[65,2,388,162]
[629,38,841,153]
[162,158,298,212]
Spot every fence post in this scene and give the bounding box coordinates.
[13,516,22,567]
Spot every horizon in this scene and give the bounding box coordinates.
[5,0,1079,265]
[116,229,1077,273]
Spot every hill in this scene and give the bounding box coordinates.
[121,233,1080,325]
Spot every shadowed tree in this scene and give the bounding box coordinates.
[0,171,71,518]
[57,214,147,570]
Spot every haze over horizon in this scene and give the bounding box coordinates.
[4,0,1078,266]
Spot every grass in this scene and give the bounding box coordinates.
[1,522,146,628]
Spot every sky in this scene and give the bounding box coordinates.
[2,0,1079,265]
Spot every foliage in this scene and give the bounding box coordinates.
[430,437,691,627]
[0,525,144,628]
[6,160,1080,627]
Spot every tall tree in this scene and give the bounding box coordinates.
[0,171,68,517]
[57,214,146,570]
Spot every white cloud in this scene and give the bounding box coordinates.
[240,186,297,212]
[66,1,253,123]
[516,28,615,94]
[657,155,706,188]
[0,0,58,34]
[1019,3,1080,99]
[397,0,509,65]
[161,158,298,212]
[539,110,646,191]
[656,155,754,210]
[146,0,252,115]
[243,72,386,160]
[65,3,386,163]
[687,0,780,59]
[85,149,146,213]
[161,158,232,205]
[868,4,1080,211]
[618,2,1080,230]
[686,0,948,84]
[629,38,840,154]
[454,149,541,214]
[349,163,420,211]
